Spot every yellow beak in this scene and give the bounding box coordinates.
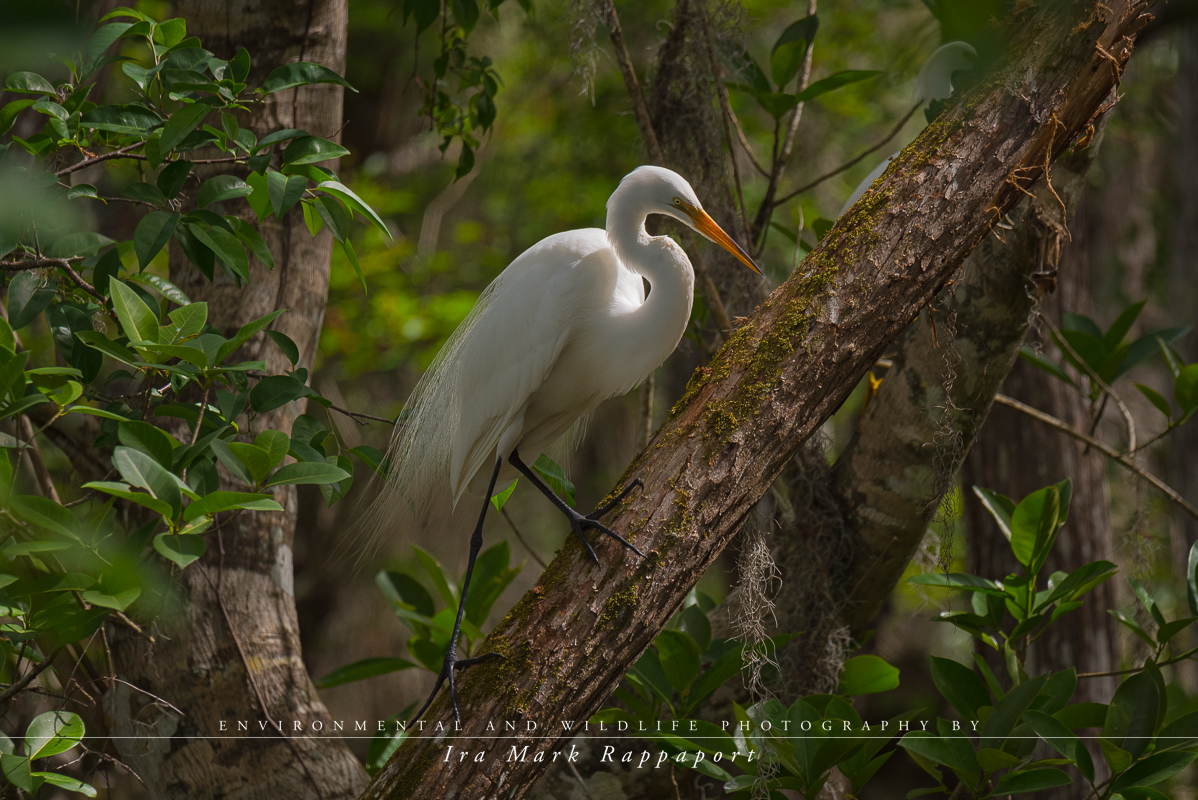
[683,204,763,276]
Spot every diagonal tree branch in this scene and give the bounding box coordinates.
[368,2,1156,796]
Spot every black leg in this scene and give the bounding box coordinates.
[508,450,645,566]
[410,457,506,725]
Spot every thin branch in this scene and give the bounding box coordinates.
[327,404,394,426]
[1040,313,1136,452]
[1077,646,1198,679]
[0,646,65,706]
[501,507,548,571]
[1,256,104,302]
[56,141,146,176]
[699,9,755,241]
[772,102,921,207]
[19,415,62,504]
[993,393,1198,521]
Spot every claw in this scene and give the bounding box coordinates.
[410,650,506,726]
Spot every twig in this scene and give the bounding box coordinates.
[699,9,755,241]
[993,393,1198,521]
[1,256,104,302]
[56,141,146,176]
[772,103,921,207]
[1078,646,1198,679]
[181,384,210,484]
[327,404,394,425]
[0,646,65,706]
[501,507,548,570]
[19,415,62,504]
[568,761,599,800]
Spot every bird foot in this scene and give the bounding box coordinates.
[410,649,505,725]
[572,479,646,565]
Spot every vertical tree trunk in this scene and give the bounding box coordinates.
[103,2,369,797]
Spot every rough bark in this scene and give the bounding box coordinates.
[103,1,368,797]
[367,2,1153,797]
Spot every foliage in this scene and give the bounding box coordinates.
[0,6,388,793]
[0,710,94,796]
[316,539,524,775]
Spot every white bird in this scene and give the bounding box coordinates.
[368,166,761,723]
[914,41,978,105]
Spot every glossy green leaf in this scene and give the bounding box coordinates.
[110,279,160,343]
[261,61,356,94]
[134,210,180,269]
[113,445,182,517]
[5,72,55,95]
[265,461,350,487]
[158,102,209,154]
[315,657,415,689]
[1009,486,1059,568]
[7,272,55,330]
[154,532,207,567]
[839,655,899,695]
[80,104,162,134]
[1023,709,1094,782]
[282,136,349,166]
[531,454,575,506]
[1104,667,1165,758]
[316,181,393,240]
[979,673,1048,750]
[9,495,80,540]
[197,175,253,207]
[227,218,275,269]
[25,711,84,759]
[929,656,990,719]
[157,160,193,198]
[189,222,248,283]
[991,768,1071,795]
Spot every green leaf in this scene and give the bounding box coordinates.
[1009,486,1059,568]
[1111,750,1197,791]
[25,710,84,759]
[228,443,273,482]
[316,181,393,240]
[255,430,291,469]
[250,374,311,412]
[157,160,193,198]
[839,654,899,695]
[160,301,207,345]
[7,272,55,330]
[267,170,308,219]
[337,239,367,293]
[973,486,1016,540]
[1103,300,1146,350]
[413,546,458,607]
[1105,667,1165,758]
[183,491,282,522]
[655,629,701,694]
[35,773,96,797]
[793,70,882,103]
[84,481,174,518]
[113,445,182,517]
[1177,363,1198,412]
[134,210,180,269]
[0,753,32,792]
[264,330,299,366]
[490,481,517,512]
[991,768,1071,794]
[261,62,356,94]
[282,136,349,166]
[679,604,712,653]
[1137,387,1174,428]
[315,657,415,689]
[1053,702,1108,730]
[1109,609,1155,647]
[265,461,351,487]
[316,195,350,241]
[79,102,162,134]
[9,495,80,540]
[154,532,207,567]
[198,175,253,207]
[979,673,1049,750]
[214,309,285,364]
[532,454,575,506]
[908,571,1006,596]
[900,730,978,777]
[122,182,166,207]
[158,102,209,154]
[463,541,521,627]
[46,232,114,258]
[228,218,275,269]
[5,72,56,96]
[81,587,140,610]
[110,279,160,343]
[189,222,249,283]
[929,656,990,719]
[1024,709,1094,782]
[770,15,818,89]
[118,420,176,468]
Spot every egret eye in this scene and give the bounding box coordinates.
[673,198,683,206]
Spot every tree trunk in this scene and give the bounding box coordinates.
[103,2,369,797]
[369,3,1153,796]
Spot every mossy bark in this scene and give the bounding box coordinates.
[367,2,1155,797]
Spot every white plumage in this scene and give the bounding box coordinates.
[364,166,761,724]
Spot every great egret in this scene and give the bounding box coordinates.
[367,166,762,723]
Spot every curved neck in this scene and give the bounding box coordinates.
[605,198,695,370]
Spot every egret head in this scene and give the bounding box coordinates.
[617,166,763,276]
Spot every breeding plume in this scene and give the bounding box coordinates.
[370,166,761,723]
